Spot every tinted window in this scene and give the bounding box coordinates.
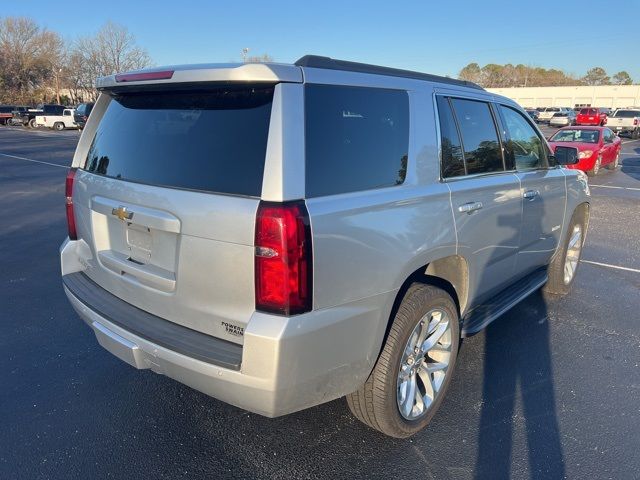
[500,106,546,170]
[76,104,87,115]
[450,98,503,175]
[83,86,273,196]
[613,110,640,118]
[305,85,409,197]
[436,96,465,177]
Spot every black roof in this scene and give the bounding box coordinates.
[295,55,483,90]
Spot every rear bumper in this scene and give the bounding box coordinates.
[61,241,393,417]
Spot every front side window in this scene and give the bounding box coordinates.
[499,106,546,170]
[450,98,504,175]
[305,85,409,197]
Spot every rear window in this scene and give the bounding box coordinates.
[304,84,409,197]
[0,106,14,113]
[83,86,274,196]
[580,108,596,115]
[613,110,640,118]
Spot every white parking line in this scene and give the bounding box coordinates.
[621,139,640,145]
[0,152,67,168]
[589,184,640,191]
[581,260,640,274]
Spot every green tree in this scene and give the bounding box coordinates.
[612,71,633,85]
[458,62,482,84]
[582,67,610,86]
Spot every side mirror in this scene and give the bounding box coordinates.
[553,146,579,165]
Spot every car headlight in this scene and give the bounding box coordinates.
[578,150,593,159]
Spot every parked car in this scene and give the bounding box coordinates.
[576,108,607,126]
[548,126,622,176]
[537,107,573,123]
[60,56,589,438]
[14,104,66,128]
[73,102,94,129]
[525,109,540,122]
[0,105,17,125]
[35,108,77,130]
[607,109,640,138]
[549,110,577,127]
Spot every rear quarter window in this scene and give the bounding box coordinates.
[304,85,409,197]
[83,86,274,196]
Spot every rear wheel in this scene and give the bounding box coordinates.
[632,129,640,140]
[606,152,619,170]
[346,283,460,437]
[54,122,64,131]
[28,118,37,128]
[544,208,587,296]
[587,154,601,177]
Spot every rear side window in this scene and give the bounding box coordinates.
[436,96,465,177]
[304,85,409,197]
[449,98,504,175]
[83,86,273,196]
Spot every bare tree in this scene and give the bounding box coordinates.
[0,16,64,103]
[612,71,633,85]
[245,53,274,63]
[70,21,152,100]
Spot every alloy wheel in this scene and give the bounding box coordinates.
[564,224,582,285]
[396,309,452,420]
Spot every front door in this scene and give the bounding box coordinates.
[497,104,567,276]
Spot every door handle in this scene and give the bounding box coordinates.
[458,201,483,214]
[523,189,540,200]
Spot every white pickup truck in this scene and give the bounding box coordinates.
[607,109,640,139]
[35,108,77,131]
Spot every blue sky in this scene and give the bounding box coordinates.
[3,0,638,81]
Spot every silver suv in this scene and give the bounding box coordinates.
[60,56,590,437]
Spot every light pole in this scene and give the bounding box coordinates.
[242,48,249,63]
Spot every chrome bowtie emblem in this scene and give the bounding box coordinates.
[111,206,133,221]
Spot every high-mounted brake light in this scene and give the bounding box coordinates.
[255,201,312,315]
[115,70,174,82]
[65,168,77,240]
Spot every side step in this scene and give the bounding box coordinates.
[461,268,548,337]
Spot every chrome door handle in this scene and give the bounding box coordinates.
[458,201,483,214]
[523,189,540,200]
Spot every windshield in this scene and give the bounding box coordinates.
[550,129,600,143]
[612,110,640,118]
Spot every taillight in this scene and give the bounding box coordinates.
[635,119,638,126]
[255,201,312,315]
[65,168,77,240]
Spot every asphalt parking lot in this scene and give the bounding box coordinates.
[1,124,639,480]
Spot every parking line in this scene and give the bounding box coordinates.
[581,260,640,274]
[0,152,68,169]
[621,139,640,145]
[589,184,640,191]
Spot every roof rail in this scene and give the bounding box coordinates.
[295,55,484,90]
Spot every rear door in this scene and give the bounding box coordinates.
[436,96,522,305]
[496,104,566,276]
[71,85,276,344]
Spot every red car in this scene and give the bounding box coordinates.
[548,126,622,176]
[576,107,607,126]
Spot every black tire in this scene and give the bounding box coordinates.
[587,154,601,177]
[632,129,640,140]
[606,151,619,170]
[346,283,460,438]
[543,207,587,296]
[54,122,64,131]
[28,118,37,129]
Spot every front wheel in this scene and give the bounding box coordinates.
[544,208,587,296]
[346,283,460,437]
[587,154,601,177]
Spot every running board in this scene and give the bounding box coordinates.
[461,269,548,337]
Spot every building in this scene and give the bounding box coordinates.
[487,85,640,109]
